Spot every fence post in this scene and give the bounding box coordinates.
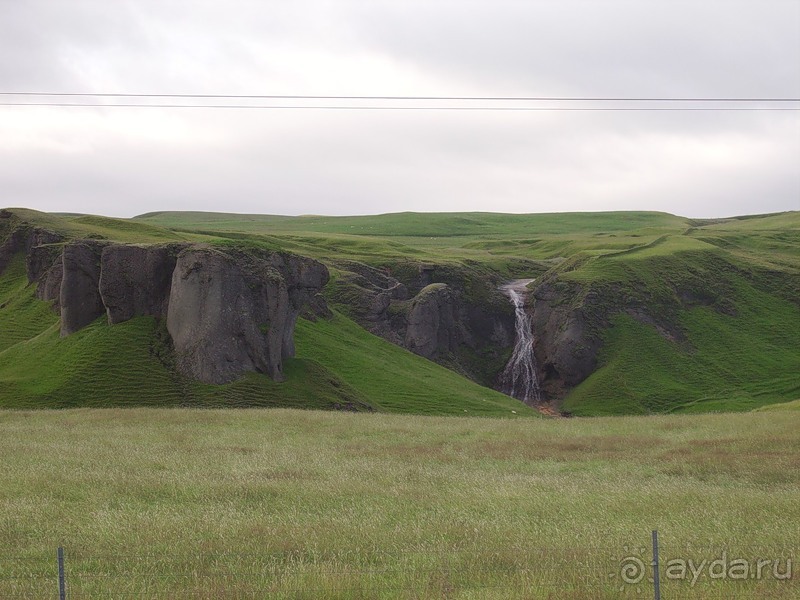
[57,546,66,600]
[651,530,661,600]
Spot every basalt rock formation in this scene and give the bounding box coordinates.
[60,241,109,335]
[530,280,603,400]
[166,247,328,384]
[99,244,185,325]
[1,222,329,385]
[404,283,463,358]
[326,259,516,386]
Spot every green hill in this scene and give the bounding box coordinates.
[1,207,798,415]
[0,241,531,415]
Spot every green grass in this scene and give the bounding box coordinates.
[756,399,800,412]
[295,313,533,416]
[4,208,187,243]
[132,210,693,269]
[0,266,534,416]
[3,206,798,416]
[0,407,797,599]
[0,254,59,352]
[0,312,375,411]
[135,209,688,237]
[562,269,800,416]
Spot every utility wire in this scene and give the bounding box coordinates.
[0,92,798,102]
[0,102,796,111]
[1,92,797,111]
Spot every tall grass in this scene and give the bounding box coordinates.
[0,408,797,599]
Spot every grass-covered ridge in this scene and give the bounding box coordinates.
[135,208,799,415]
[4,207,187,243]
[2,206,798,415]
[0,253,533,415]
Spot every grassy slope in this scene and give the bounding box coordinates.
[136,209,686,236]
[135,209,688,267]
[0,254,58,352]
[3,207,798,415]
[295,313,529,416]
[137,209,800,415]
[559,220,800,415]
[0,249,534,415]
[0,407,797,599]
[6,207,188,243]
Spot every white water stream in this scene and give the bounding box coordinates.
[499,279,542,404]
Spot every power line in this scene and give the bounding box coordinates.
[0,92,797,102]
[0,103,796,111]
[1,92,796,111]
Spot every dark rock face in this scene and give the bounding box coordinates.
[26,243,64,309]
[325,259,516,385]
[166,247,329,384]
[60,241,108,335]
[41,237,329,385]
[405,284,463,358]
[0,224,63,277]
[99,244,185,324]
[529,282,601,399]
[268,253,331,358]
[325,261,409,345]
[27,244,63,285]
[0,228,28,275]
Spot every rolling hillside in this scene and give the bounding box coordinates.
[1,207,797,415]
[0,214,531,415]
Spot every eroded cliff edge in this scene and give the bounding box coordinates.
[4,218,329,385]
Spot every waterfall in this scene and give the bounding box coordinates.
[499,279,542,404]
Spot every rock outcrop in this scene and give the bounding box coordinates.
[404,284,462,358]
[1,217,329,385]
[268,252,332,358]
[100,244,185,324]
[60,241,108,335]
[168,248,286,384]
[327,259,516,385]
[531,281,602,399]
[27,244,65,309]
[0,220,63,279]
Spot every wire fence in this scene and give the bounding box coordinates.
[0,535,796,599]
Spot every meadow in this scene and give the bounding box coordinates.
[1,406,797,599]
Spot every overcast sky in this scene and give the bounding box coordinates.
[1,0,798,219]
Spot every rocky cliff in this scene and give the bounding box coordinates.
[530,279,603,400]
[166,247,328,383]
[1,221,328,385]
[325,259,516,386]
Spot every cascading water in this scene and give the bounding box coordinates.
[499,279,542,405]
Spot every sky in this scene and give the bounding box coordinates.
[0,0,798,219]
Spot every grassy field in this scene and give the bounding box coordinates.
[0,407,797,599]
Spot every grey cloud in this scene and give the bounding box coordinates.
[349,1,800,97]
[0,0,797,218]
